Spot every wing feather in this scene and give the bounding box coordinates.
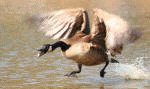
[63,22,75,39]
[52,22,72,39]
[93,8,141,55]
[28,8,89,40]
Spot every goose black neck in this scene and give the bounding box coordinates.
[52,41,71,51]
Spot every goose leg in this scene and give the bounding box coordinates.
[100,60,109,78]
[65,64,82,77]
[111,58,119,63]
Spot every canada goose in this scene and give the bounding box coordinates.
[28,8,141,77]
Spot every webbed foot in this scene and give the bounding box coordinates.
[100,70,106,78]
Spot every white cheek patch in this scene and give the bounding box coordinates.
[48,45,53,52]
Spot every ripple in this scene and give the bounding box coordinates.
[36,70,55,78]
[0,62,8,67]
[6,51,18,56]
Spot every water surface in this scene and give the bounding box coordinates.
[0,0,150,88]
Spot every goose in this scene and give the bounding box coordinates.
[28,8,141,77]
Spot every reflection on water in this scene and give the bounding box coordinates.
[0,0,150,88]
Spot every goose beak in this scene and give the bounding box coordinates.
[37,51,45,58]
[37,48,46,57]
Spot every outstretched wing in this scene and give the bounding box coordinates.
[93,8,141,55]
[91,14,107,50]
[28,8,89,39]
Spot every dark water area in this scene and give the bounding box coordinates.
[0,0,150,88]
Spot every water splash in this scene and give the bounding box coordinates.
[111,57,150,80]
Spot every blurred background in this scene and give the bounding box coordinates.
[0,0,150,88]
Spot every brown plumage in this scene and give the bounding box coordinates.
[28,8,141,77]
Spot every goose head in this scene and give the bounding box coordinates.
[37,44,51,57]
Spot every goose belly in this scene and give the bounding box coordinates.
[62,43,107,66]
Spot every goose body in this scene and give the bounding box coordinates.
[29,8,141,77]
[62,41,107,66]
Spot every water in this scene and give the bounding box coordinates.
[0,0,150,88]
[109,57,150,80]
